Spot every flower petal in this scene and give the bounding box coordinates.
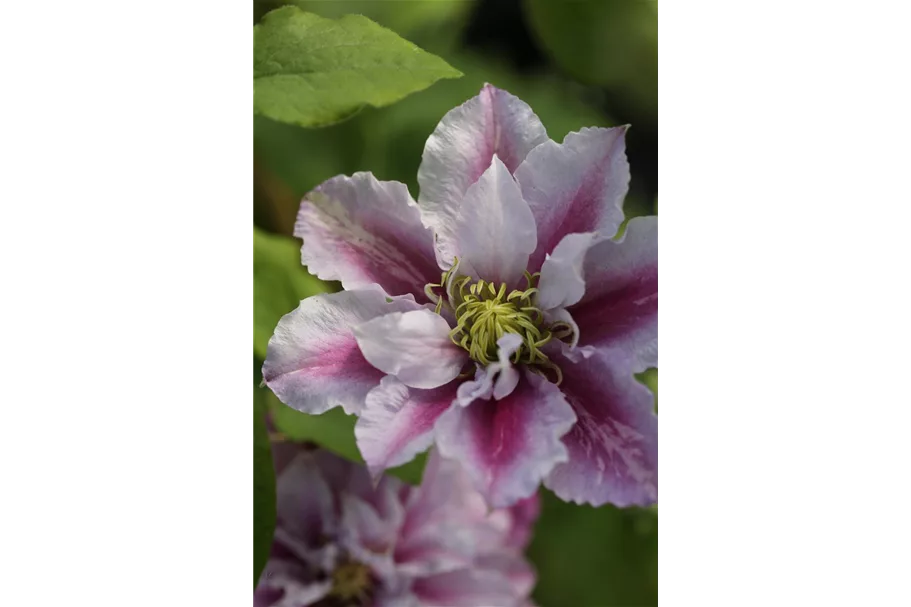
[454,156,537,287]
[536,232,598,311]
[435,372,577,508]
[456,364,493,406]
[355,377,458,478]
[412,568,519,607]
[474,552,537,600]
[455,334,524,405]
[418,84,549,266]
[502,494,541,551]
[490,333,522,400]
[544,348,658,507]
[332,467,405,584]
[543,307,581,349]
[374,591,421,607]
[406,450,489,528]
[353,309,469,389]
[296,172,440,300]
[255,562,332,607]
[310,451,406,528]
[341,494,398,554]
[273,452,337,552]
[515,126,630,271]
[571,216,658,371]
[263,290,421,415]
[395,452,489,577]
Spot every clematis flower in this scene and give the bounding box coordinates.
[263,84,657,508]
[254,446,539,607]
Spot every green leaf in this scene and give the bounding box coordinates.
[524,0,657,116]
[388,452,427,486]
[268,399,427,485]
[277,1,472,52]
[253,226,332,359]
[267,391,426,485]
[254,7,462,128]
[253,384,277,587]
[271,399,361,461]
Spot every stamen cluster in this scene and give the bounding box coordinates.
[425,261,573,380]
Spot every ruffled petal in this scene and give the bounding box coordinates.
[515,126,630,271]
[536,232,598,311]
[417,84,549,267]
[571,216,658,371]
[263,290,421,415]
[544,348,658,507]
[435,372,577,508]
[296,172,440,300]
[355,377,458,478]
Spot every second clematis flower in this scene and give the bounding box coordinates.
[264,84,657,509]
[256,446,538,607]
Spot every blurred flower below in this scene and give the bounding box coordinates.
[255,445,539,607]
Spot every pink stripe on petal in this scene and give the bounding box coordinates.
[544,348,658,507]
[435,373,577,508]
[515,126,630,272]
[355,377,457,478]
[263,290,421,415]
[417,84,549,267]
[571,216,658,372]
[296,172,440,300]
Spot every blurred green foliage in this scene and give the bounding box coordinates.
[253,381,277,586]
[530,492,658,606]
[253,2,658,604]
[525,0,658,118]
[253,227,334,359]
[250,358,427,485]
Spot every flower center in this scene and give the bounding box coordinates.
[425,260,573,382]
[327,560,372,604]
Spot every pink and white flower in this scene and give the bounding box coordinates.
[255,446,538,607]
[264,84,657,508]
